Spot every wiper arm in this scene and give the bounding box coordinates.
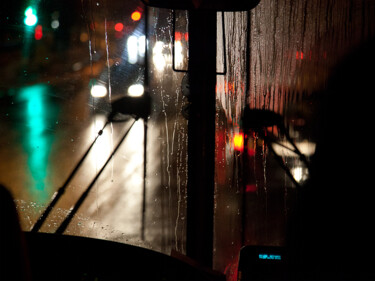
[31,121,109,233]
[55,119,136,235]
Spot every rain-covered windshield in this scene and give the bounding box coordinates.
[1,0,188,254]
[1,0,375,278]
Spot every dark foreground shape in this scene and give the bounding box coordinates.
[24,232,225,281]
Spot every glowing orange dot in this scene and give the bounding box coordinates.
[131,11,141,21]
[114,22,123,32]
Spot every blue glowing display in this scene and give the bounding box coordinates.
[258,254,282,260]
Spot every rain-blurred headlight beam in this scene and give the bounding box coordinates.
[55,119,137,235]
[31,121,110,232]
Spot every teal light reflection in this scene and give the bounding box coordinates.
[17,84,56,202]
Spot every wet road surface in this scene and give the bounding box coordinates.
[0,78,186,253]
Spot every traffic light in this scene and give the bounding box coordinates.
[114,22,124,32]
[131,11,141,21]
[34,25,43,40]
[24,6,38,27]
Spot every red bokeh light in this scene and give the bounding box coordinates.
[114,22,124,32]
[34,25,43,40]
[246,184,257,193]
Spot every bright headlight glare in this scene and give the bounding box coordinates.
[91,84,107,98]
[128,84,144,97]
[153,41,166,71]
[127,36,138,64]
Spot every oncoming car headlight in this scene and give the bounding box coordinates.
[127,84,144,97]
[90,84,107,98]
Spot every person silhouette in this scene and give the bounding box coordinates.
[287,38,375,280]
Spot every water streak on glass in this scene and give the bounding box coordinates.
[214,0,375,276]
[0,0,189,256]
[1,0,375,279]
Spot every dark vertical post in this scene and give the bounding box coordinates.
[186,10,217,268]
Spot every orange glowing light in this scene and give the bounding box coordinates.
[131,11,141,21]
[175,31,182,41]
[114,22,124,32]
[233,133,244,152]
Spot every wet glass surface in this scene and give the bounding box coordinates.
[1,0,187,254]
[214,0,375,277]
[1,0,375,279]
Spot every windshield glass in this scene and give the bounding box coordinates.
[1,0,375,279]
[1,0,188,254]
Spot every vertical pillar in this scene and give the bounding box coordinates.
[186,10,217,268]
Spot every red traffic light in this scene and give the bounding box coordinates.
[114,22,124,32]
[34,25,43,40]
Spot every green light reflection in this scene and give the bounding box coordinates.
[17,84,57,202]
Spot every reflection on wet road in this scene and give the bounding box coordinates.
[17,84,59,201]
[1,84,60,202]
[0,82,176,252]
